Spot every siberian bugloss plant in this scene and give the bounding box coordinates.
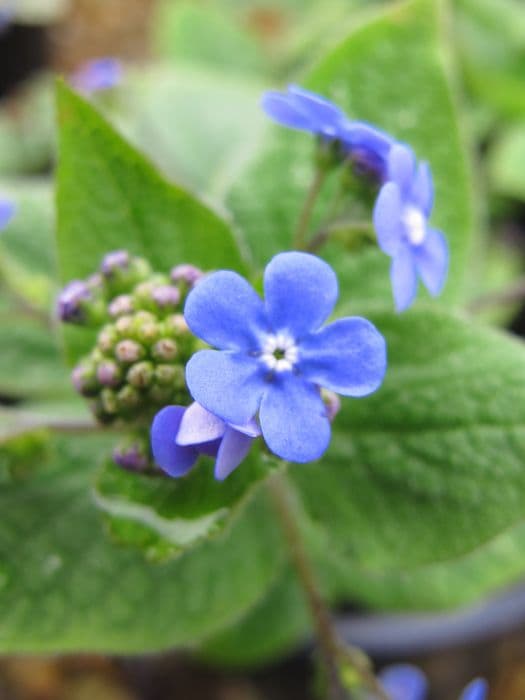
[4,0,525,698]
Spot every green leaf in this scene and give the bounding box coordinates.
[118,66,267,202]
[153,2,265,77]
[0,178,56,308]
[94,450,274,562]
[0,313,71,400]
[55,82,246,284]
[0,434,284,653]
[294,309,525,592]
[488,124,525,201]
[228,0,474,306]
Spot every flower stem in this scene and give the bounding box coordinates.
[307,220,375,253]
[293,168,329,250]
[267,471,389,700]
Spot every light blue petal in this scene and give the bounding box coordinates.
[288,85,346,135]
[214,427,254,481]
[151,406,198,477]
[299,317,386,397]
[264,252,338,337]
[388,143,416,196]
[415,228,448,297]
[184,270,268,351]
[391,245,418,312]
[261,92,318,132]
[229,416,261,438]
[373,182,404,255]
[0,199,15,229]
[259,374,330,462]
[459,679,488,700]
[379,665,428,700]
[411,161,434,216]
[186,350,266,425]
[176,402,225,446]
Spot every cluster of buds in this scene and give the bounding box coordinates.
[58,251,204,472]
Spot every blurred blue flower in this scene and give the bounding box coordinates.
[379,664,428,700]
[380,665,488,700]
[71,57,123,95]
[56,280,92,323]
[184,252,386,463]
[151,402,260,480]
[373,143,448,312]
[0,198,15,230]
[261,84,394,178]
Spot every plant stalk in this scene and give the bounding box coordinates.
[267,471,389,700]
[293,168,328,250]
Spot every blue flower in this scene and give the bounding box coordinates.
[151,402,260,480]
[261,84,394,179]
[0,198,15,230]
[373,143,448,312]
[72,57,122,95]
[184,252,386,463]
[380,665,488,700]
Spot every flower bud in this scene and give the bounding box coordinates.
[113,441,150,472]
[116,385,141,414]
[56,280,91,323]
[170,264,203,287]
[322,389,341,422]
[163,313,189,337]
[101,250,151,295]
[115,339,145,364]
[97,324,119,353]
[154,363,185,388]
[100,387,118,415]
[108,294,134,318]
[127,361,154,389]
[134,319,160,345]
[147,384,174,405]
[115,314,135,337]
[152,338,178,362]
[96,360,122,388]
[71,360,99,397]
[151,284,181,310]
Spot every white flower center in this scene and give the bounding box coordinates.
[402,205,426,246]
[260,333,298,373]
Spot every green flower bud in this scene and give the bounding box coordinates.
[101,251,152,296]
[97,324,119,354]
[116,385,141,415]
[163,313,189,337]
[154,363,185,388]
[127,361,154,389]
[147,383,175,405]
[115,339,145,364]
[108,294,134,319]
[114,315,135,337]
[100,387,118,415]
[151,338,178,362]
[96,360,122,388]
[71,359,99,397]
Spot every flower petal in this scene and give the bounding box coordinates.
[299,317,386,397]
[184,270,268,351]
[0,199,15,229]
[391,245,418,312]
[261,91,318,132]
[259,374,330,462]
[411,161,434,216]
[151,406,199,477]
[388,143,416,196]
[176,402,226,446]
[214,427,255,481]
[264,252,338,337]
[415,228,448,297]
[229,416,261,438]
[185,350,266,425]
[379,665,428,700]
[459,679,488,700]
[373,181,404,255]
[288,85,346,134]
